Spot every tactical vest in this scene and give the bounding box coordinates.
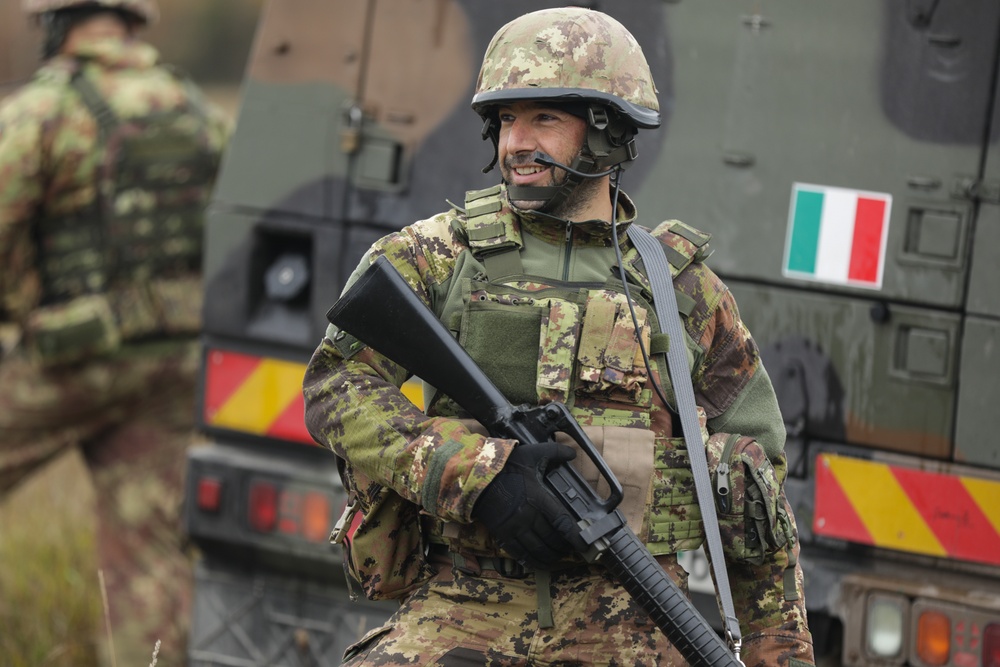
[425,185,723,559]
[31,62,219,342]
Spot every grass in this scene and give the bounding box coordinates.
[0,449,102,666]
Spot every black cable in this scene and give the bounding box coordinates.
[534,153,617,179]
[608,168,674,413]
[524,152,674,413]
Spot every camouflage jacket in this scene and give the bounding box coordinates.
[0,36,230,324]
[303,186,813,665]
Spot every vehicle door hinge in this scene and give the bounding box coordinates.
[340,103,364,155]
[951,176,1000,204]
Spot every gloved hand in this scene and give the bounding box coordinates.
[472,441,585,570]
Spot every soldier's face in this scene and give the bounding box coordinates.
[498,101,589,212]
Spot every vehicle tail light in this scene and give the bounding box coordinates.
[302,491,331,542]
[985,623,1000,667]
[867,594,906,658]
[916,610,951,666]
[196,476,223,513]
[248,481,278,532]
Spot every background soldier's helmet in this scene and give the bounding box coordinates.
[472,7,660,131]
[22,0,159,24]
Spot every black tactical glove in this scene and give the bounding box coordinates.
[472,441,585,570]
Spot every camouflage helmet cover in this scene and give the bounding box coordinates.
[23,0,159,24]
[472,7,660,129]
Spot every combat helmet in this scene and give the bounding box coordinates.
[472,7,660,212]
[23,0,159,24]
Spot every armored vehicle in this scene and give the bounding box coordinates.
[182,1,1000,665]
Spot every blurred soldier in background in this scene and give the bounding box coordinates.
[0,0,229,663]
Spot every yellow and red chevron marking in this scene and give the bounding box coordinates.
[203,349,314,445]
[203,348,425,446]
[814,453,1000,567]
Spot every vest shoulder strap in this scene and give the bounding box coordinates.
[462,185,522,251]
[69,65,120,139]
[646,219,713,275]
[638,220,729,359]
[462,185,524,280]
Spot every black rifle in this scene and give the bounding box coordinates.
[327,255,741,667]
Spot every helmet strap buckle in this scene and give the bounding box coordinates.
[481,116,500,173]
[587,105,609,131]
[625,140,638,161]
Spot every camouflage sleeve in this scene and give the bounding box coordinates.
[302,225,515,524]
[684,265,813,663]
[709,363,786,463]
[723,490,815,666]
[0,87,53,321]
[679,263,786,460]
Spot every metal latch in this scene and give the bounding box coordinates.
[340,104,364,155]
[951,176,1000,204]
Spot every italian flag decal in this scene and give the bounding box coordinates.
[783,183,892,289]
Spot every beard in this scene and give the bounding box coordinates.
[502,151,605,220]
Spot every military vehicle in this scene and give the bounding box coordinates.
[182,1,1000,665]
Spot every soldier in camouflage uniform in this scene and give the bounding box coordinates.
[304,7,814,666]
[0,0,228,664]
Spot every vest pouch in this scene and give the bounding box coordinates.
[332,461,436,601]
[558,425,655,538]
[149,275,203,335]
[709,432,788,565]
[459,297,543,406]
[459,283,586,407]
[576,290,652,407]
[645,405,711,555]
[646,438,703,555]
[24,294,121,368]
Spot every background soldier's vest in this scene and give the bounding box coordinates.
[25,62,220,365]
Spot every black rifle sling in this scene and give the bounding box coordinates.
[626,224,743,657]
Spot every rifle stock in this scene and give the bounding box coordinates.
[327,255,741,667]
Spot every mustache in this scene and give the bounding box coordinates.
[504,153,551,170]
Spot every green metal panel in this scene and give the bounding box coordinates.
[633,0,997,309]
[955,317,1000,466]
[970,64,1000,320]
[731,282,959,459]
[213,80,350,217]
[203,206,254,282]
[210,0,369,217]
[967,203,1000,320]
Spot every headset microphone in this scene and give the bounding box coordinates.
[531,152,617,180]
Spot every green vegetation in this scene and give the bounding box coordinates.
[0,451,101,667]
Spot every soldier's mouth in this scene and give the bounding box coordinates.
[508,164,551,185]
